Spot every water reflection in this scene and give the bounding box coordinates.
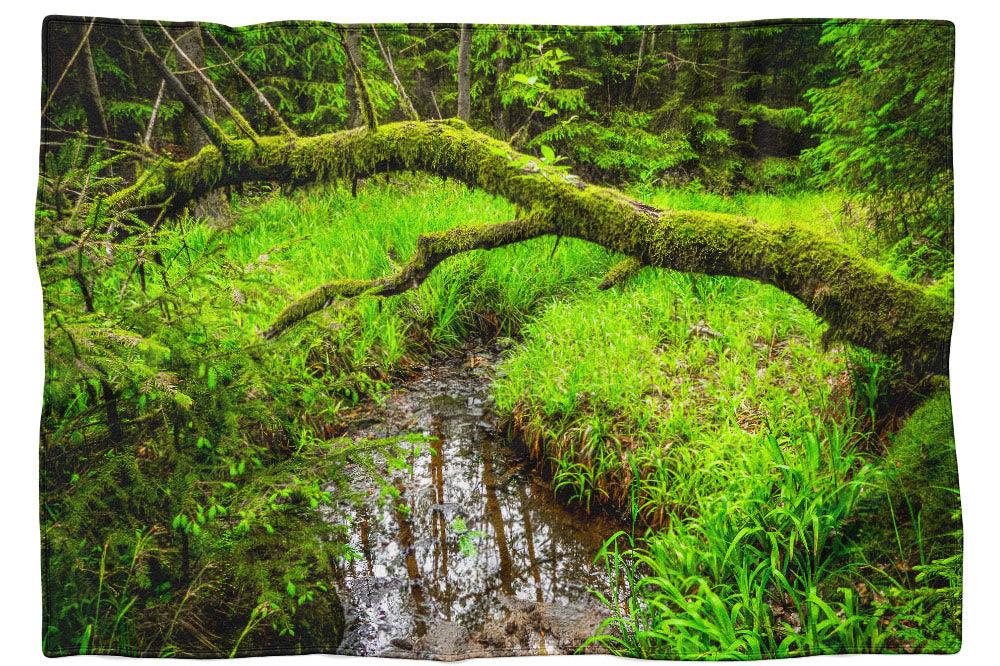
[331,348,617,658]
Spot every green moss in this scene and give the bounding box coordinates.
[109,120,952,374]
[264,278,374,339]
[882,391,960,552]
[597,256,644,289]
[264,216,557,338]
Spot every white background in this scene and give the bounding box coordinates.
[2,1,997,663]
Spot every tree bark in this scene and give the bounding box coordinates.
[174,26,220,154]
[106,119,952,376]
[456,24,472,122]
[344,27,363,128]
[78,25,109,138]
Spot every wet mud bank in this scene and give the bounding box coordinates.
[328,345,619,659]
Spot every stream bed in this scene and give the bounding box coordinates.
[329,345,619,659]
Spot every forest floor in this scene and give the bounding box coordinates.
[171,175,961,656]
[47,175,961,658]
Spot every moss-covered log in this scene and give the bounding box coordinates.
[598,256,645,290]
[264,216,556,339]
[109,119,952,375]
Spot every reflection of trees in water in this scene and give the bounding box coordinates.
[482,436,514,595]
[429,414,451,619]
[393,476,429,637]
[334,358,616,653]
[517,482,545,602]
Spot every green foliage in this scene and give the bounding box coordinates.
[804,20,955,259]
[38,150,438,656]
[588,421,882,658]
[204,23,398,134]
[38,161,612,654]
[856,391,961,568]
[531,112,695,183]
[449,517,485,558]
[743,156,810,193]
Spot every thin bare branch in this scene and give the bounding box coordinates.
[155,22,259,143]
[201,26,296,137]
[143,80,166,148]
[122,20,232,153]
[371,25,419,121]
[41,17,97,117]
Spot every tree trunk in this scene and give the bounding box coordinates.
[158,22,258,142]
[493,39,510,137]
[105,119,952,376]
[456,24,472,122]
[631,26,648,102]
[78,26,109,138]
[149,26,229,219]
[716,28,731,96]
[344,27,363,128]
[174,26,217,153]
[125,21,229,152]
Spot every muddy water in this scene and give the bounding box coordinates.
[330,346,619,659]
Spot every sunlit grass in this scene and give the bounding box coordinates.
[165,177,959,658]
[208,176,615,388]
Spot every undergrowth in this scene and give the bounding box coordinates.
[40,163,959,657]
[490,186,960,656]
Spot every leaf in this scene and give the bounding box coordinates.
[79,624,92,655]
[172,391,193,409]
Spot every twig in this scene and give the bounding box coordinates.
[155,22,259,143]
[143,80,166,148]
[41,17,97,117]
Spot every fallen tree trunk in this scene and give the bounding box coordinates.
[107,119,952,375]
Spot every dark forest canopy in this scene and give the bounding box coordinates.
[41,18,955,260]
[44,19,834,183]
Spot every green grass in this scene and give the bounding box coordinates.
[219,176,615,389]
[479,186,961,657]
[40,174,959,656]
[229,178,959,657]
[493,190,850,523]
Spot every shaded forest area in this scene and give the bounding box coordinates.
[38,17,958,658]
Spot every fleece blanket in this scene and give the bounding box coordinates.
[39,16,958,658]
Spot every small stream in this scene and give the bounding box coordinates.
[329,346,618,659]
